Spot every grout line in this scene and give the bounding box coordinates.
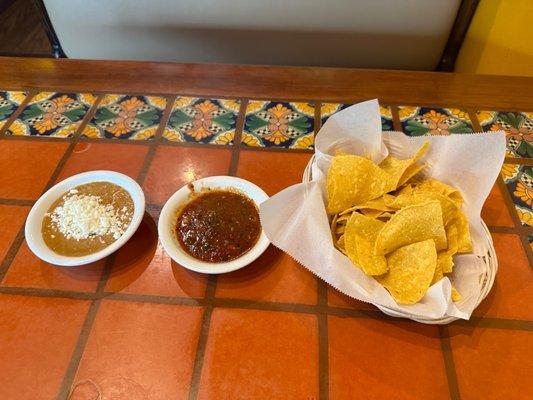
[497,176,525,230]
[504,157,533,166]
[187,274,217,400]
[391,105,402,132]
[55,253,117,400]
[55,299,102,400]
[453,316,533,331]
[134,96,175,186]
[0,286,95,299]
[519,233,533,270]
[0,90,36,136]
[487,225,521,234]
[72,94,103,138]
[238,145,314,154]
[439,326,461,400]
[317,280,329,400]
[228,99,247,176]
[315,101,322,133]
[1,284,533,330]
[1,128,314,154]
[468,108,482,132]
[0,226,27,282]
[187,306,213,400]
[0,198,35,206]
[153,95,176,141]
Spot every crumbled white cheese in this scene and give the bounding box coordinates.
[49,194,130,241]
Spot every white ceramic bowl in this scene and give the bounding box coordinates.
[158,176,270,274]
[25,171,145,266]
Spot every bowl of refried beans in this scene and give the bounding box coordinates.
[25,171,145,266]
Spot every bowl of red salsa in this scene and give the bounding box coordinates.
[158,176,270,273]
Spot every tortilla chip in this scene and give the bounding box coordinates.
[336,213,351,223]
[398,163,426,187]
[361,209,386,219]
[451,287,462,302]
[374,201,447,255]
[416,179,464,207]
[377,239,437,304]
[339,197,394,216]
[345,212,388,276]
[455,211,473,253]
[387,191,459,227]
[327,155,391,214]
[379,142,429,190]
[431,256,444,285]
[437,252,454,275]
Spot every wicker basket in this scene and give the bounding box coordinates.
[303,154,498,324]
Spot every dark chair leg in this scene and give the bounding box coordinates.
[32,0,66,58]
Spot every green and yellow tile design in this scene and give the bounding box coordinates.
[501,163,533,227]
[478,111,533,158]
[321,103,393,131]
[6,92,94,137]
[163,97,239,145]
[399,106,473,136]
[0,91,27,130]
[242,101,315,149]
[83,95,166,140]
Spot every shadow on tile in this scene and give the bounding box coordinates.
[105,212,158,292]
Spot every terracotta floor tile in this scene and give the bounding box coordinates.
[2,240,105,292]
[198,308,318,399]
[0,205,28,262]
[329,316,448,400]
[73,300,203,400]
[143,145,231,205]
[0,295,90,400]
[327,286,378,311]
[56,142,149,181]
[449,326,533,400]
[0,140,68,199]
[215,245,317,304]
[105,212,207,297]
[236,149,312,196]
[474,233,532,319]
[481,183,514,227]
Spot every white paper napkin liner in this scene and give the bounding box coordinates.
[259,99,506,320]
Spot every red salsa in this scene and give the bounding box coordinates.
[175,190,261,263]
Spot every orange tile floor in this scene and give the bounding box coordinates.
[0,92,531,399]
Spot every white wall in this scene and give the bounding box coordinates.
[44,0,460,69]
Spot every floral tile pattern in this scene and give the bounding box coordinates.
[399,106,473,136]
[478,111,533,158]
[242,101,315,149]
[83,95,166,140]
[163,97,239,145]
[0,91,27,130]
[501,163,533,227]
[5,92,95,137]
[321,103,393,131]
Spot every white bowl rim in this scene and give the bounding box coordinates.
[25,170,145,267]
[158,175,270,274]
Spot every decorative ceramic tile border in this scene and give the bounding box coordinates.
[163,97,239,145]
[321,103,393,131]
[501,163,533,227]
[477,111,533,159]
[82,95,166,140]
[5,92,96,138]
[242,101,315,149]
[0,91,28,130]
[398,106,473,136]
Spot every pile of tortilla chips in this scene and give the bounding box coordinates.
[328,142,472,305]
